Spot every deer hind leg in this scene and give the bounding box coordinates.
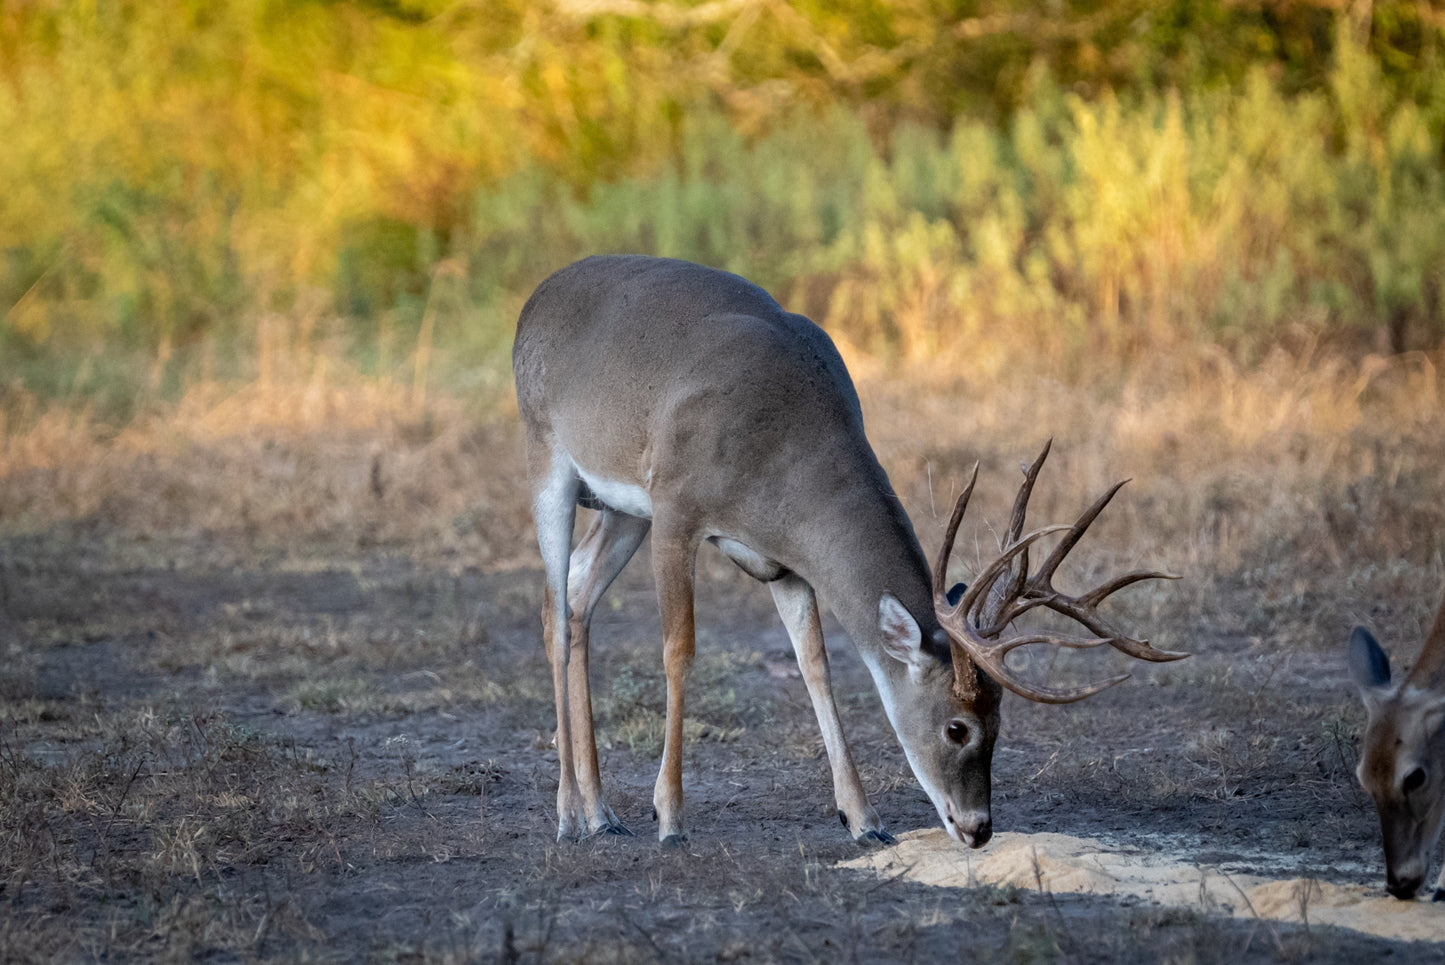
[649,522,697,846]
[532,454,584,842]
[565,509,650,836]
[769,574,894,846]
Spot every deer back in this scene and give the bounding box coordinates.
[512,255,938,630]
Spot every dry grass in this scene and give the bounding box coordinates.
[0,361,532,567]
[4,342,1442,651]
[0,704,388,959]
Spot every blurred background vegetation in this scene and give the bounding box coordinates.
[2,0,1443,416]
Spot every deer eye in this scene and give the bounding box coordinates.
[946,720,970,744]
[1402,767,1427,795]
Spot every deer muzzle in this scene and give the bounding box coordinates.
[1381,815,1432,900]
[1386,870,1424,900]
[945,804,992,849]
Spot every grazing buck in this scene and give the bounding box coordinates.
[1348,591,1445,900]
[512,255,1184,847]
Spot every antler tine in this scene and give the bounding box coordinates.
[950,629,1131,703]
[953,524,1069,618]
[975,440,1052,631]
[1035,597,1190,662]
[978,587,1123,638]
[988,631,1114,657]
[1011,672,1131,704]
[972,541,1030,630]
[932,463,980,602]
[1075,569,1182,609]
[977,591,1047,639]
[1005,440,1052,545]
[1031,478,1128,592]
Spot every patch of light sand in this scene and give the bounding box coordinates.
[838,829,1443,943]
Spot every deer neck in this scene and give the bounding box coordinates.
[793,483,944,701]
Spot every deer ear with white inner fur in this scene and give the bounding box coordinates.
[879,595,926,668]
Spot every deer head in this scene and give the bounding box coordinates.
[894,441,1185,846]
[1348,595,1445,900]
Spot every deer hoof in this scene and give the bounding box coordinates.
[590,822,634,838]
[659,833,688,850]
[854,828,897,848]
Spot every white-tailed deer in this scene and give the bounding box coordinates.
[513,255,1184,847]
[1348,591,1445,900]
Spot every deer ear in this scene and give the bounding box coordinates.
[879,595,925,668]
[1348,626,1392,698]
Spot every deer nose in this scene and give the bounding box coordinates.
[949,810,991,849]
[963,819,992,849]
[1387,872,1424,900]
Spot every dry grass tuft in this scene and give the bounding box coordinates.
[0,705,397,957]
[0,362,531,565]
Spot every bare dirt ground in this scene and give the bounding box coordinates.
[2,526,1441,963]
[3,361,1445,962]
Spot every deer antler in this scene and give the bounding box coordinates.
[934,440,1186,705]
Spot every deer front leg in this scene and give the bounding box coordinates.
[769,575,894,846]
[650,526,697,847]
[565,509,650,836]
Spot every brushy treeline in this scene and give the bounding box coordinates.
[2,0,1443,400]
